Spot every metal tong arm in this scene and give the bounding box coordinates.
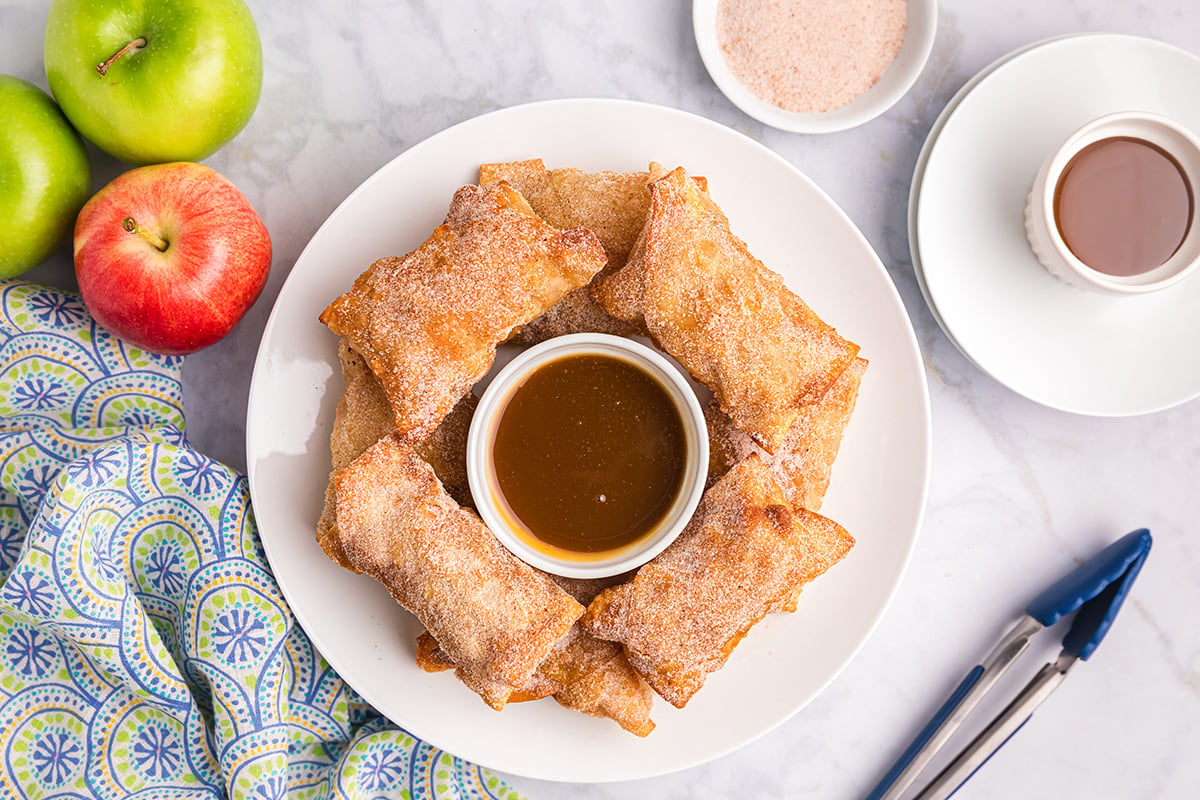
[867,615,1044,800]
[915,651,1077,800]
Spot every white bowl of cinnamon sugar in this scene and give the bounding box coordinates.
[694,0,937,133]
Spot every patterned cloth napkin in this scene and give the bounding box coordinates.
[0,281,522,800]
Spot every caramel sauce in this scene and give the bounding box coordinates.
[1055,136,1193,277]
[491,353,687,556]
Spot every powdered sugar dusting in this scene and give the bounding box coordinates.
[717,0,907,113]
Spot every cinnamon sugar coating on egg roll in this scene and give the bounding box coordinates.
[594,166,859,453]
[320,181,606,443]
[706,356,867,512]
[316,340,476,572]
[581,455,852,707]
[333,434,583,707]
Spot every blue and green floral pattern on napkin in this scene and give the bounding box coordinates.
[0,282,521,800]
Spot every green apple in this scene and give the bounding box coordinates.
[44,0,263,165]
[0,75,92,278]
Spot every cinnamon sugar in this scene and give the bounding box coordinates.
[319,182,606,443]
[580,455,852,708]
[595,166,859,453]
[716,0,907,113]
[332,435,583,707]
[704,357,867,512]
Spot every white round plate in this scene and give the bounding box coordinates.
[916,34,1200,416]
[246,98,930,782]
[692,0,937,133]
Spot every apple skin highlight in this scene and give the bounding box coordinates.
[73,162,272,356]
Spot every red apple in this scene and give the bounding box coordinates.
[74,162,271,355]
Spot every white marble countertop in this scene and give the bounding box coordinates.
[4,1,1199,798]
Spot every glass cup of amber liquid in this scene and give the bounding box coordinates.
[1025,111,1200,294]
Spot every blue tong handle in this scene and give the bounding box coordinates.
[866,529,1152,800]
[864,665,986,800]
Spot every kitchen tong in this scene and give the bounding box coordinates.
[866,528,1153,800]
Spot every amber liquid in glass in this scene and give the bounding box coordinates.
[1054,136,1193,277]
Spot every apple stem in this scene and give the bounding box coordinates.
[123,217,169,252]
[95,37,147,76]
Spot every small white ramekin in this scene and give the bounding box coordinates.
[467,333,708,579]
[1025,111,1200,295]
[692,0,937,134]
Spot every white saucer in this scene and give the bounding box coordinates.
[913,33,1200,416]
[909,38,1064,349]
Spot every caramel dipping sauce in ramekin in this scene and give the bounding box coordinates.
[467,334,708,579]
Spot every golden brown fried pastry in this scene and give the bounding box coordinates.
[415,630,561,702]
[316,341,477,571]
[514,279,634,344]
[320,181,606,442]
[770,507,856,614]
[412,571,625,672]
[316,341,402,572]
[414,391,476,509]
[333,338,477,504]
[544,572,632,606]
[479,159,649,343]
[333,434,584,709]
[316,485,355,573]
[415,569,655,735]
[593,166,859,453]
[540,627,656,736]
[479,160,650,270]
[412,571,629,669]
[707,357,867,512]
[539,570,655,734]
[581,455,853,708]
[329,341,398,466]
[415,630,563,705]
[415,630,455,673]
[587,161,678,326]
